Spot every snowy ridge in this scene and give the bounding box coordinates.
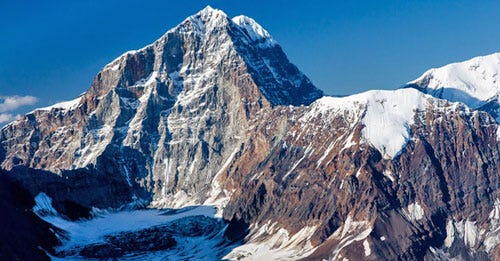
[305,88,430,159]
[178,5,229,37]
[35,96,82,112]
[102,6,229,73]
[103,50,138,72]
[232,15,277,48]
[408,52,500,108]
[102,6,279,77]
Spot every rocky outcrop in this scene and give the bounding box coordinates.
[0,6,499,261]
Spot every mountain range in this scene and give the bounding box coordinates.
[1,6,499,260]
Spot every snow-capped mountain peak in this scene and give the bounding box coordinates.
[95,6,320,107]
[197,5,222,16]
[232,15,277,48]
[407,52,500,108]
[190,5,229,27]
[170,5,231,37]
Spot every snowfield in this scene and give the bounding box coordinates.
[34,193,233,260]
[34,192,326,260]
[306,88,430,159]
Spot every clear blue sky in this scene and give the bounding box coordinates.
[1,0,499,123]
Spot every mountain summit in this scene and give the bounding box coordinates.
[1,6,322,193]
[91,6,322,106]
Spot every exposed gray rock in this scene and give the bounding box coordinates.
[0,6,322,209]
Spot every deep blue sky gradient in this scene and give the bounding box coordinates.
[1,0,499,114]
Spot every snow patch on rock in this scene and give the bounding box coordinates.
[444,219,456,248]
[36,97,82,112]
[455,220,480,248]
[363,239,371,256]
[329,215,372,260]
[361,89,425,159]
[405,202,425,221]
[33,192,58,216]
[447,215,499,253]
[383,169,395,182]
[224,222,318,260]
[490,199,500,222]
[484,199,500,252]
[204,146,241,217]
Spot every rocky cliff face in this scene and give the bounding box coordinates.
[1,6,499,261]
[220,89,500,260]
[0,6,322,208]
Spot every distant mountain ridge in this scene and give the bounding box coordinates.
[1,6,499,260]
[405,52,500,122]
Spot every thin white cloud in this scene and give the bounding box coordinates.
[0,95,38,113]
[0,113,21,124]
